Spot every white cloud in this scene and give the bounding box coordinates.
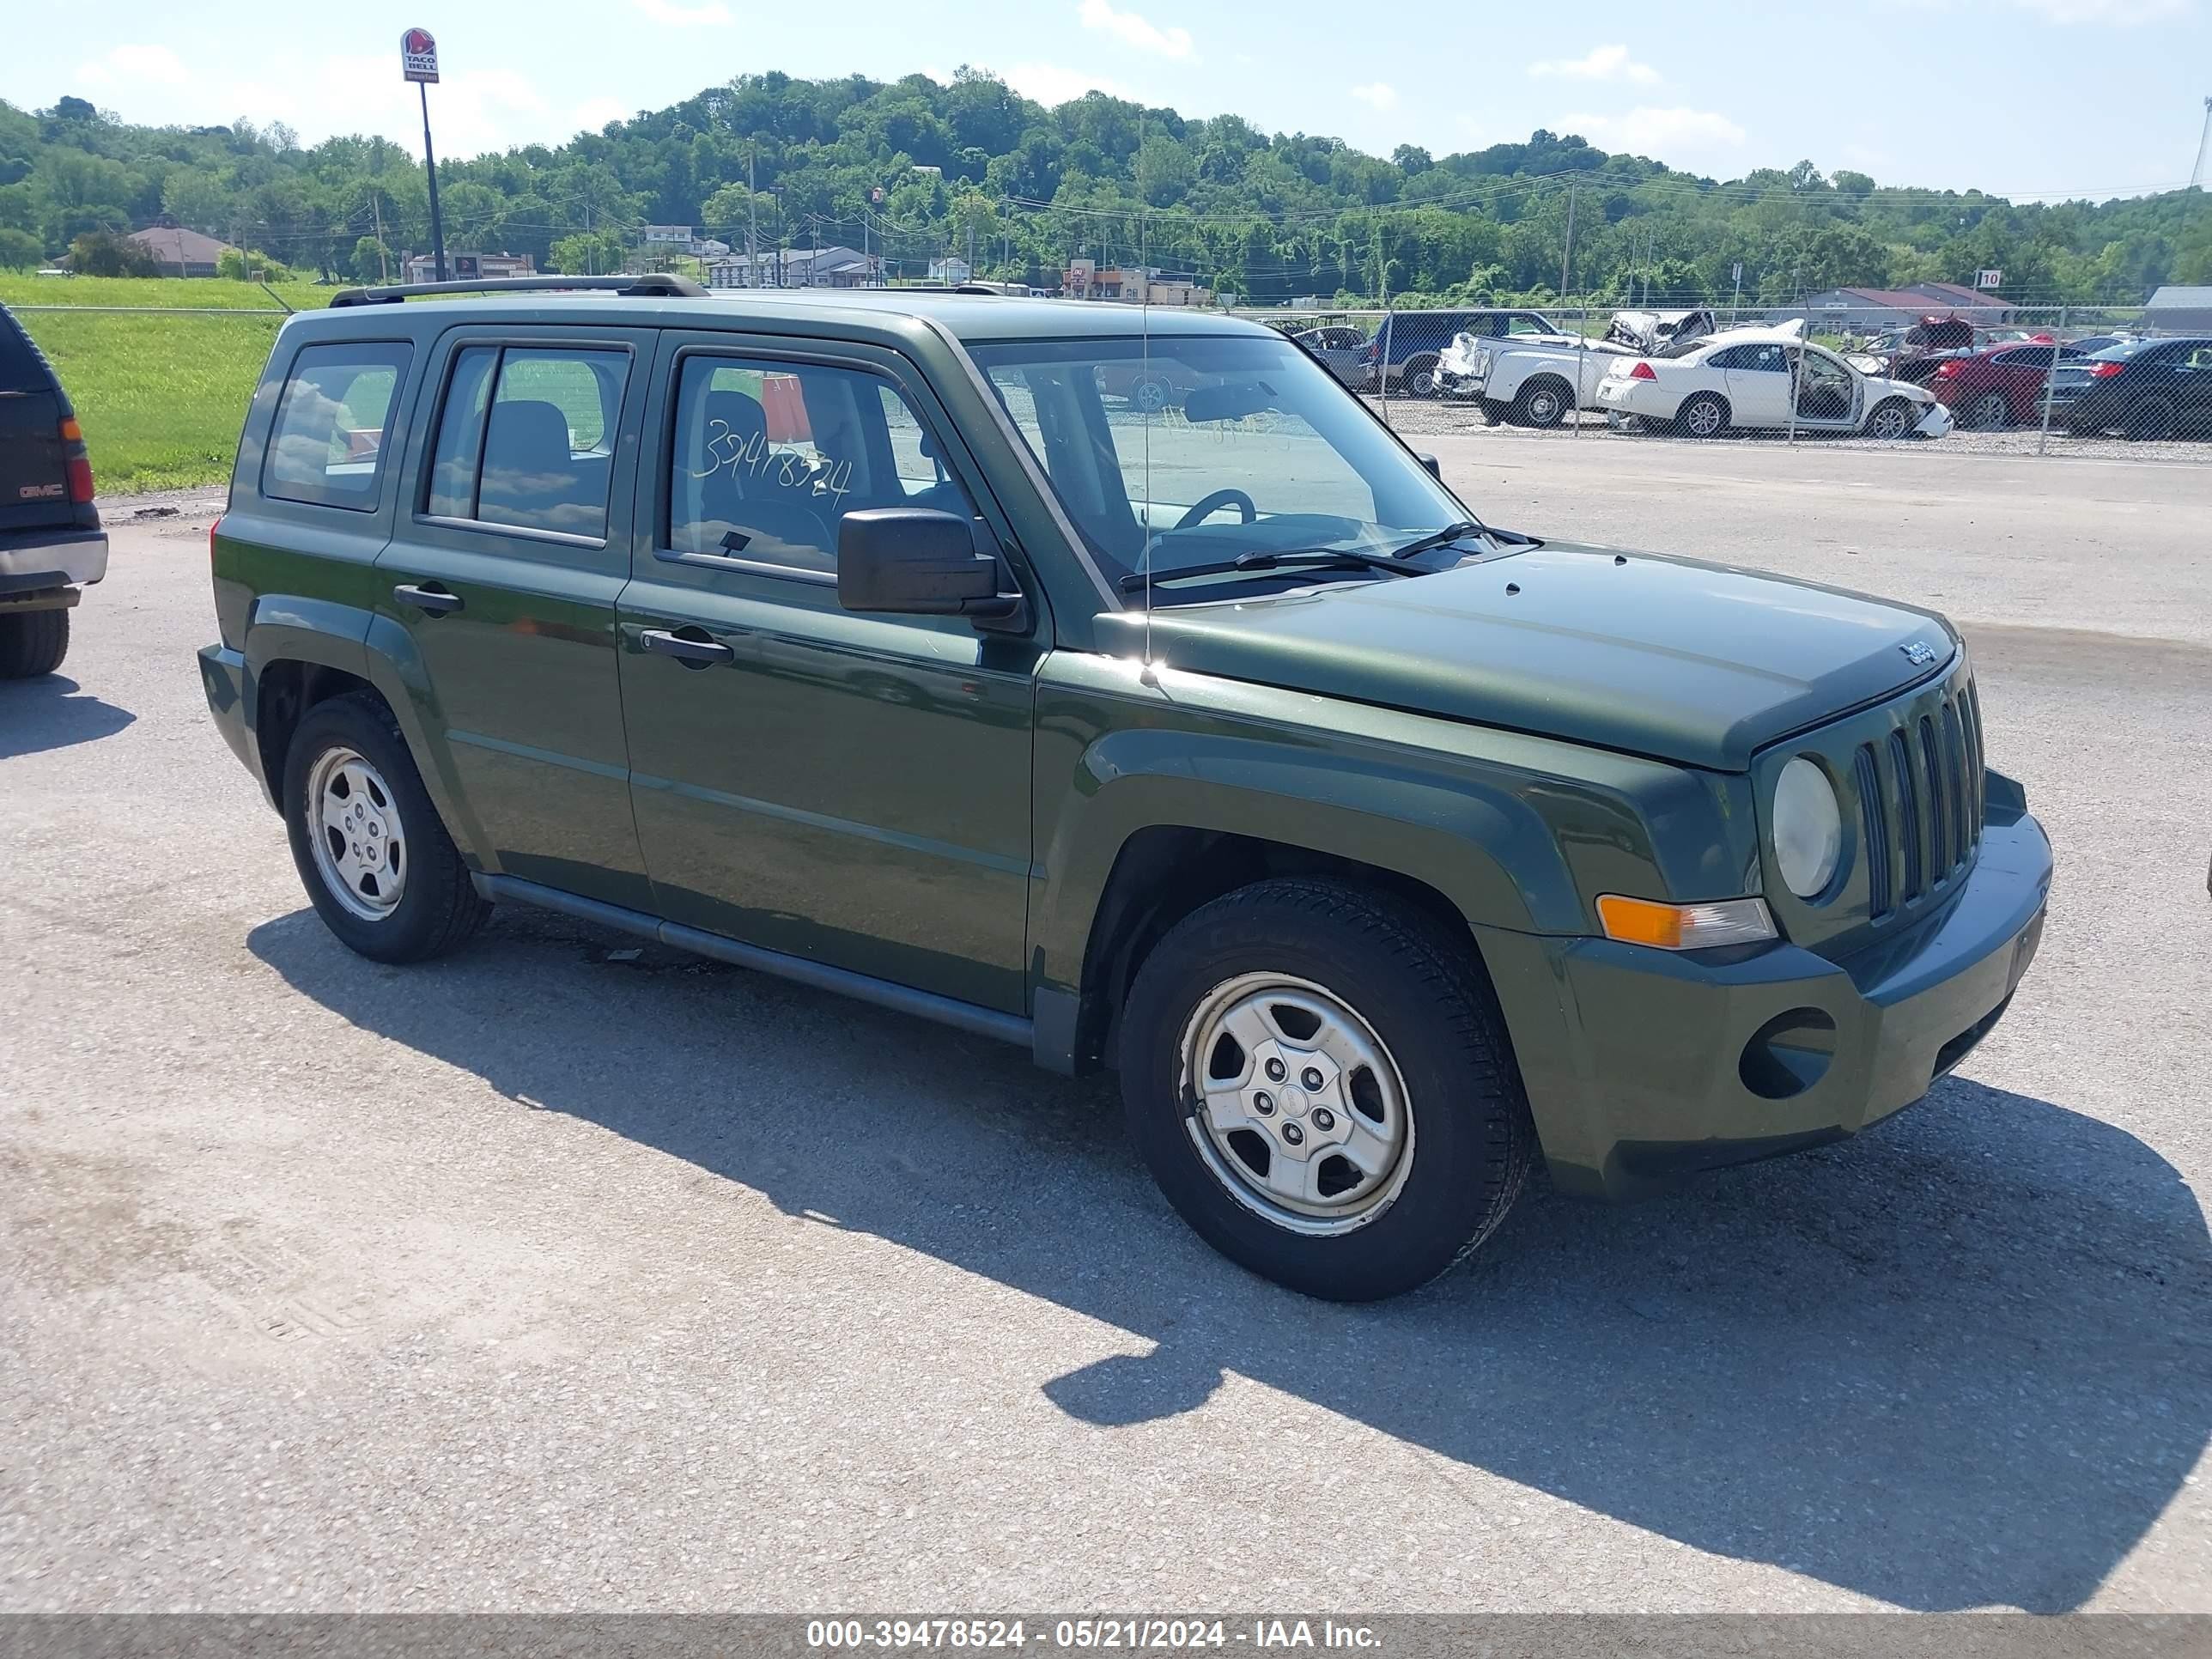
[1349,82,1398,110]
[1077,0,1194,60]
[76,44,189,88]
[1004,62,1134,106]
[1559,106,1747,161]
[2006,0,2187,20]
[629,0,733,21]
[1528,44,1660,83]
[572,97,631,133]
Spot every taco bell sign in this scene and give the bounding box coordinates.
[401,28,440,84]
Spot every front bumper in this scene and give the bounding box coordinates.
[1479,804,2051,1200]
[1914,401,1954,439]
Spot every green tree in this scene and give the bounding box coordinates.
[0,226,45,268]
[70,229,159,276]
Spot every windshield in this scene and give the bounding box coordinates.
[970,333,1468,605]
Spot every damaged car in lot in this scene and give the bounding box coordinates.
[1597,326,1954,440]
[1439,307,1718,428]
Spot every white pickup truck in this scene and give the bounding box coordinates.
[1438,308,1717,428]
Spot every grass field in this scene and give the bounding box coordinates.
[1,276,349,492]
[0,276,337,312]
[16,310,281,494]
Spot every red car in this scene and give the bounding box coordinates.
[1929,337,2081,428]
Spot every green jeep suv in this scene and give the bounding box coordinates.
[198,275,2051,1301]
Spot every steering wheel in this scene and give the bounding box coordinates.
[1175,489,1257,531]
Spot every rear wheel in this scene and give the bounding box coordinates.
[1513,377,1572,428]
[1966,391,2011,430]
[283,691,489,963]
[1402,356,1442,398]
[0,607,69,679]
[1128,376,1172,416]
[1119,878,1534,1302]
[1675,392,1729,439]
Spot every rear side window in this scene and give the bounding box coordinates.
[0,310,55,392]
[422,344,630,539]
[262,343,412,511]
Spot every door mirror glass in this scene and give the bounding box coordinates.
[837,508,1001,615]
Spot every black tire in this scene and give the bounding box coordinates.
[0,608,70,679]
[1674,392,1729,439]
[2123,396,2177,442]
[1864,398,1917,440]
[1118,878,1535,1302]
[1475,398,1507,427]
[1402,356,1441,398]
[282,690,490,963]
[1513,377,1572,428]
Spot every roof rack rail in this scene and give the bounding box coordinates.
[328,273,708,308]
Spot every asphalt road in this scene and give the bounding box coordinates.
[3,446,2208,1615]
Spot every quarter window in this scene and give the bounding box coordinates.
[262,342,412,511]
[424,344,630,539]
[666,356,974,574]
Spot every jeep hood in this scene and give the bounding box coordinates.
[1103,544,1956,771]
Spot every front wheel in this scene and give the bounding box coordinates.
[1865,398,1917,440]
[1119,879,1534,1301]
[283,691,490,963]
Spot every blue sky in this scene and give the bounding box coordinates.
[12,0,2209,198]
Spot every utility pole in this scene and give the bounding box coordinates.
[747,141,759,286]
[371,186,388,283]
[1559,182,1577,306]
[2194,95,2212,190]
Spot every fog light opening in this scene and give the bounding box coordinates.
[1740,1008,1838,1101]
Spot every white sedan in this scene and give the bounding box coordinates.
[1595,328,1954,440]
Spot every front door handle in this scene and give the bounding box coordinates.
[392,582,464,616]
[641,628,735,666]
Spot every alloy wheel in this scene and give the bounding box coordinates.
[307,745,408,921]
[1177,972,1416,1236]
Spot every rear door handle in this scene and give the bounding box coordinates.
[392,582,464,616]
[641,628,734,666]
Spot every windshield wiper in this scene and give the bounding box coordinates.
[1387,520,1487,560]
[1387,520,1541,559]
[1115,548,1422,593]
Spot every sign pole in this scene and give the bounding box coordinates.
[401,29,447,282]
[419,82,447,283]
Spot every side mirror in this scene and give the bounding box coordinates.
[1418,453,1442,480]
[837,508,1018,619]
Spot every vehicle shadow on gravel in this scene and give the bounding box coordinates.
[0,675,135,759]
[251,903,2210,1615]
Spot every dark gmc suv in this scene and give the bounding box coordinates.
[198,275,2051,1301]
[0,303,106,678]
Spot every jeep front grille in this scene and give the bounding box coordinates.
[1853,678,1984,919]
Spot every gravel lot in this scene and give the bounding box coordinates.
[3,446,2209,1615]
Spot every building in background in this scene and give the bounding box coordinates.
[1063,258,1212,307]
[705,246,877,288]
[641,225,694,249]
[2143,286,2212,332]
[927,256,973,284]
[125,224,235,277]
[1780,285,2020,330]
[401,252,536,283]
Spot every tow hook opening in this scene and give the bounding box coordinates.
[1740,1007,1838,1101]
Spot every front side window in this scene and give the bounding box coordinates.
[972,332,1468,605]
[666,356,974,573]
[424,344,630,538]
[262,342,412,511]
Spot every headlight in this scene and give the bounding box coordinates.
[1771,757,1843,898]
